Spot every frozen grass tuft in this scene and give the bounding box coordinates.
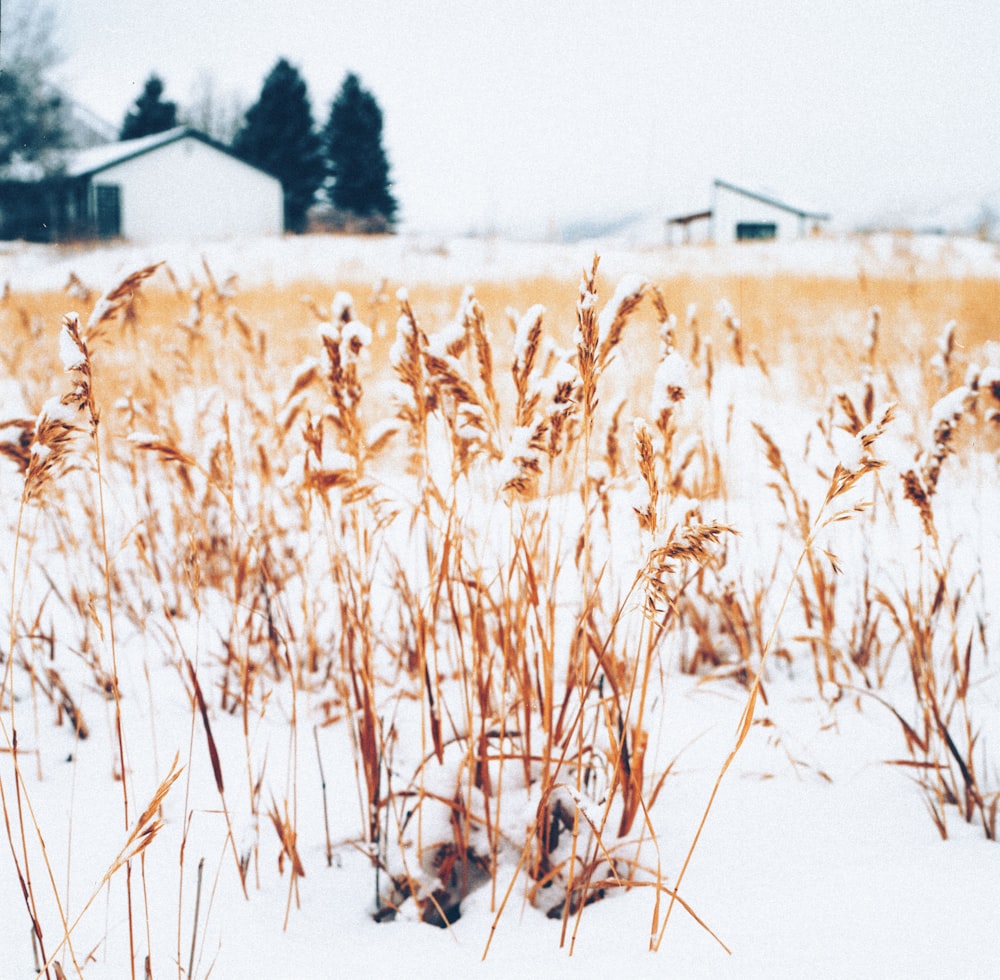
[0,253,998,976]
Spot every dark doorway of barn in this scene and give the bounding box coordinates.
[95,184,121,238]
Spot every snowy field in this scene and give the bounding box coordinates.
[2,232,999,979]
[4,228,1000,294]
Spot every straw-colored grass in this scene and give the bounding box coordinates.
[1,254,997,977]
[7,269,999,423]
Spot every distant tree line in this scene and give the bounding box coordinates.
[119,61,398,234]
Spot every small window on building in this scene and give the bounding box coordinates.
[95,183,121,238]
[736,222,777,241]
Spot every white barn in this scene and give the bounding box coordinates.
[666,179,829,245]
[7,127,285,242]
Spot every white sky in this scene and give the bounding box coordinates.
[41,0,1000,235]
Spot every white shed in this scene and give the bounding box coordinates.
[60,127,284,242]
[711,179,829,242]
[666,179,830,245]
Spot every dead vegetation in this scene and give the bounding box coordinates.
[0,256,997,976]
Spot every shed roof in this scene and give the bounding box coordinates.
[65,127,274,181]
[713,179,830,220]
[666,209,712,226]
[0,127,276,185]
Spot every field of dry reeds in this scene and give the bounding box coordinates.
[1,248,998,977]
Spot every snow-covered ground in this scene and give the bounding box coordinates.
[3,229,1000,294]
[2,233,999,978]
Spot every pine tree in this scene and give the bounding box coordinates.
[233,58,324,234]
[322,73,398,231]
[0,72,66,168]
[120,75,177,140]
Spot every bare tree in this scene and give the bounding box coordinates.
[182,70,247,146]
[0,0,69,168]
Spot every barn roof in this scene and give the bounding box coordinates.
[64,127,274,181]
[65,127,188,176]
[665,209,712,226]
[713,179,830,220]
[0,127,277,186]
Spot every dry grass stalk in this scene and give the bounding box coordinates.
[22,400,83,503]
[655,403,895,949]
[6,266,164,979]
[881,358,999,841]
[463,290,501,423]
[390,289,432,471]
[901,372,983,540]
[718,299,743,367]
[930,319,956,392]
[575,256,601,424]
[633,419,659,535]
[4,254,999,974]
[0,417,35,474]
[85,263,163,342]
[596,273,646,372]
[268,797,307,879]
[864,305,881,367]
[37,757,183,977]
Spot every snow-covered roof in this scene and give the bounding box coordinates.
[1,127,276,188]
[713,179,830,220]
[65,126,206,177]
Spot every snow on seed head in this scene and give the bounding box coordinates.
[342,320,373,357]
[332,291,355,324]
[652,350,688,414]
[597,272,646,343]
[58,319,87,372]
[512,304,545,368]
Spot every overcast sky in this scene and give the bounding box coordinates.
[41,1,1000,235]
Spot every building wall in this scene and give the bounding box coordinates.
[94,136,283,241]
[711,184,805,243]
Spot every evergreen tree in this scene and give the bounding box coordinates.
[322,73,398,230]
[0,72,66,168]
[120,74,177,140]
[233,58,324,234]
